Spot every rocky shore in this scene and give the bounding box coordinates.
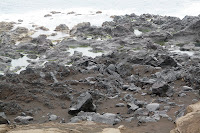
[0,12,200,133]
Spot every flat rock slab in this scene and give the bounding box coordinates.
[0,122,135,133]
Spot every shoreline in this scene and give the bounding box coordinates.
[0,12,200,132]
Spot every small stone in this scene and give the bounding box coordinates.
[192,99,198,103]
[51,11,61,14]
[164,106,171,111]
[115,103,125,107]
[141,92,147,96]
[152,114,160,121]
[96,11,102,14]
[36,26,49,31]
[146,103,160,112]
[49,114,58,121]
[178,93,187,97]
[125,117,134,122]
[14,116,33,123]
[123,94,136,103]
[168,102,176,106]
[137,116,156,123]
[67,11,75,14]
[51,33,57,36]
[20,112,26,116]
[182,86,193,92]
[44,14,52,17]
[118,125,125,130]
[60,118,65,123]
[18,19,23,22]
[127,103,139,112]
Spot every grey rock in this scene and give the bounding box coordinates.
[146,103,160,112]
[0,112,9,124]
[60,118,65,123]
[107,64,116,72]
[151,81,173,97]
[192,99,198,103]
[70,111,120,125]
[182,86,193,92]
[168,102,176,106]
[134,108,149,116]
[152,114,160,121]
[137,116,157,123]
[115,103,125,107]
[178,93,187,97]
[127,103,139,113]
[123,94,136,103]
[54,24,69,32]
[163,106,171,111]
[135,100,147,108]
[49,114,58,121]
[125,117,134,122]
[127,84,141,92]
[14,116,33,123]
[68,92,96,115]
[175,106,186,119]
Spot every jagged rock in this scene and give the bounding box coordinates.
[0,22,14,33]
[44,14,52,17]
[0,101,22,115]
[123,94,136,103]
[127,103,139,113]
[70,22,91,36]
[68,92,96,115]
[54,24,69,33]
[0,112,9,124]
[151,81,173,97]
[158,55,178,68]
[13,27,28,34]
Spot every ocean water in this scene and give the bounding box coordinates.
[0,0,200,38]
[0,0,200,17]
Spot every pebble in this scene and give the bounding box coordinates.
[115,103,125,107]
[49,114,58,121]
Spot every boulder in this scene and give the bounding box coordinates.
[54,24,69,33]
[171,101,200,133]
[151,81,173,97]
[13,27,28,34]
[70,22,91,36]
[68,92,96,115]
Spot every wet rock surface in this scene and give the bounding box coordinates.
[0,13,200,133]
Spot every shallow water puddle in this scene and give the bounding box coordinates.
[134,29,142,36]
[170,49,194,56]
[10,54,39,74]
[68,47,103,58]
[0,71,4,75]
